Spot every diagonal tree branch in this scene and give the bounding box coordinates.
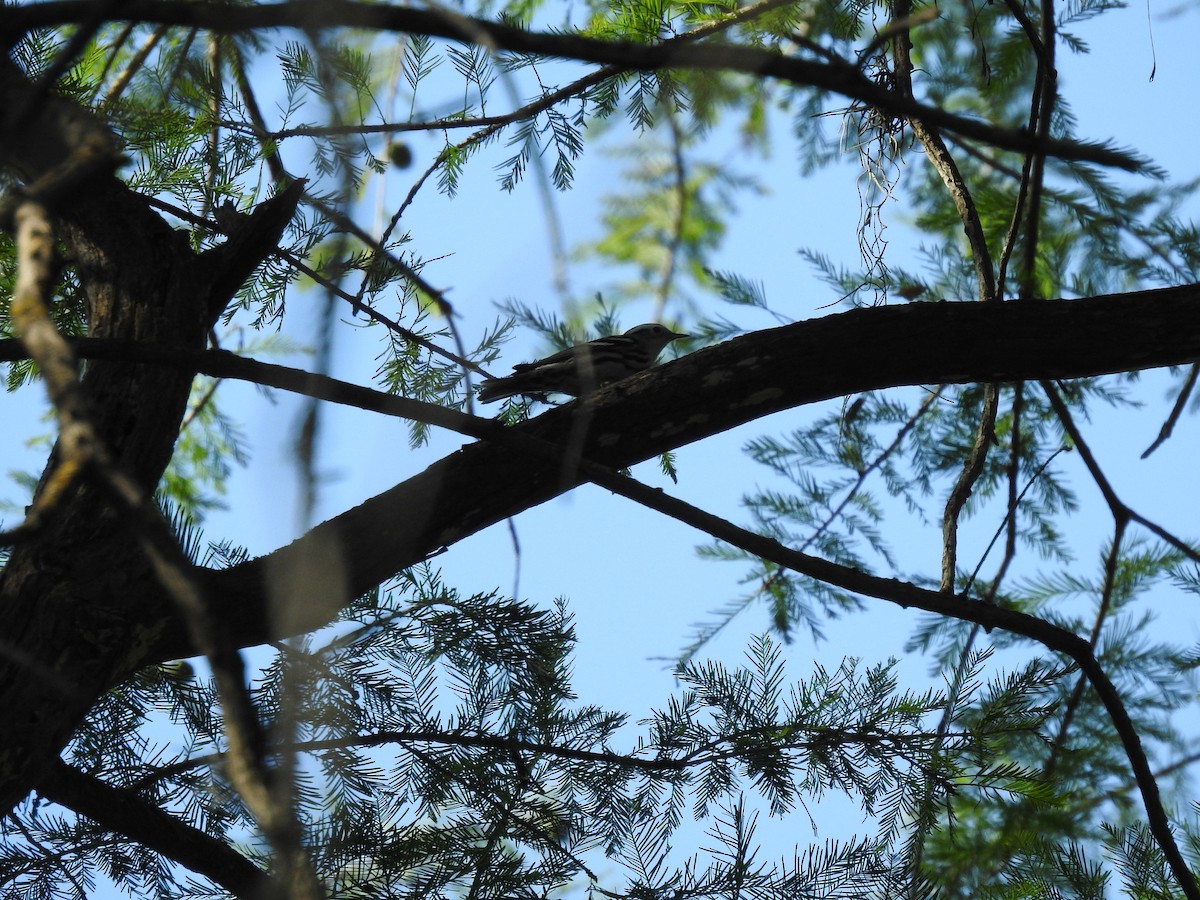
[3,284,1200,827]
[5,282,1185,662]
[567,462,1198,900]
[34,760,272,899]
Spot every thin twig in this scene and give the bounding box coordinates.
[800,387,944,555]
[132,723,975,793]
[653,109,688,322]
[1042,381,1200,564]
[1043,520,1127,780]
[1141,364,1198,459]
[139,191,495,379]
[228,41,288,182]
[963,445,1068,598]
[99,22,169,110]
[890,0,997,303]
[86,20,136,105]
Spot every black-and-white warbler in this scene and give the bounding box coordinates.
[477,323,688,403]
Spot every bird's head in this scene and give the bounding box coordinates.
[624,323,689,356]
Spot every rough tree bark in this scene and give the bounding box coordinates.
[0,60,303,817]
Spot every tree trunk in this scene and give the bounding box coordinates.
[0,62,302,817]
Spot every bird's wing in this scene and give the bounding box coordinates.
[511,335,629,372]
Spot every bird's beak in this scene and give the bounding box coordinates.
[670,331,689,340]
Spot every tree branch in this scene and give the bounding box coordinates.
[3,285,1200,827]
[1141,364,1199,459]
[34,760,272,899]
[1042,380,1200,562]
[890,0,997,304]
[20,282,1194,660]
[524,466,1198,900]
[0,0,1144,170]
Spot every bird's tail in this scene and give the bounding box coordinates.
[477,376,523,403]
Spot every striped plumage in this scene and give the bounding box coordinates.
[477,323,688,403]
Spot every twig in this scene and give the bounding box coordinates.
[1042,520,1127,778]
[940,384,999,592]
[86,20,136,105]
[1141,364,1198,459]
[5,809,90,896]
[139,191,494,379]
[654,109,688,322]
[228,41,288,182]
[1041,381,1200,563]
[988,381,1025,600]
[963,450,1069,597]
[800,387,944,555]
[893,0,996,302]
[132,724,974,793]
[99,23,169,110]
[890,0,1001,596]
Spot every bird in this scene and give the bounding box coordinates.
[477,323,688,403]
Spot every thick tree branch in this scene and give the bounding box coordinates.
[0,0,1143,170]
[56,282,1199,661]
[3,285,1199,826]
[34,761,271,899]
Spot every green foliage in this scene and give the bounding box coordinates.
[3,593,1079,900]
